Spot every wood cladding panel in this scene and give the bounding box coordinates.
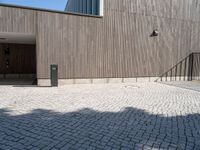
[0,44,36,74]
[171,0,200,21]
[0,6,36,34]
[1,0,200,79]
[105,0,200,22]
[105,0,171,18]
[36,2,200,79]
[36,9,200,79]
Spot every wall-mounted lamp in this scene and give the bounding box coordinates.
[151,30,159,37]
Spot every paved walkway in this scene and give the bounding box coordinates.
[0,82,200,150]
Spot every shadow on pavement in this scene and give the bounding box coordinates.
[0,107,200,149]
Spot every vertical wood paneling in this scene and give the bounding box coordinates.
[0,6,36,34]
[1,0,200,79]
[35,0,200,79]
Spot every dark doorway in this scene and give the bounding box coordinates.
[0,43,36,85]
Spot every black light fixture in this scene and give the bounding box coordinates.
[0,38,6,40]
[151,29,159,37]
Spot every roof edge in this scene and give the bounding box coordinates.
[0,3,103,18]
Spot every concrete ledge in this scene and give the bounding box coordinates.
[108,78,123,83]
[156,76,190,82]
[136,77,150,82]
[59,79,74,85]
[192,76,200,81]
[92,78,108,84]
[75,79,92,84]
[177,76,187,81]
[150,77,158,82]
[38,79,51,87]
[123,78,137,83]
[38,77,159,86]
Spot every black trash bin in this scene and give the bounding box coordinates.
[51,64,58,87]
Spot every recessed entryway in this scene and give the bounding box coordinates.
[0,32,36,85]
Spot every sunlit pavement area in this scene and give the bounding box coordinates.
[0,82,200,150]
[161,81,200,93]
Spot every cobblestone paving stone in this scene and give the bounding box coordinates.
[163,81,200,92]
[0,82,200,150]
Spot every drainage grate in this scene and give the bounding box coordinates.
[124,85,140,89]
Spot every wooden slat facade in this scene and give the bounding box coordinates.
[0,6,36,34]
[1,0,200,79]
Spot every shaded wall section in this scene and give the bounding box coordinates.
[0,44,36,74]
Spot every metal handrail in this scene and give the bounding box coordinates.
[155,52,200,82]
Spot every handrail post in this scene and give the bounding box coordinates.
[188,53,194,81]
[170,69,172,81]
[179,61,182,81]
[175,65,177,81]
[184,58,187,81]
[191,53,194,81]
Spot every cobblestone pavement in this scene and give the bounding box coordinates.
[0,82,200,150]
[162,81,200,92]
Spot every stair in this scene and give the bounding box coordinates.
[155,53,200,82]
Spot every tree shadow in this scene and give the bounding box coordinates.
[0,107,200,150]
